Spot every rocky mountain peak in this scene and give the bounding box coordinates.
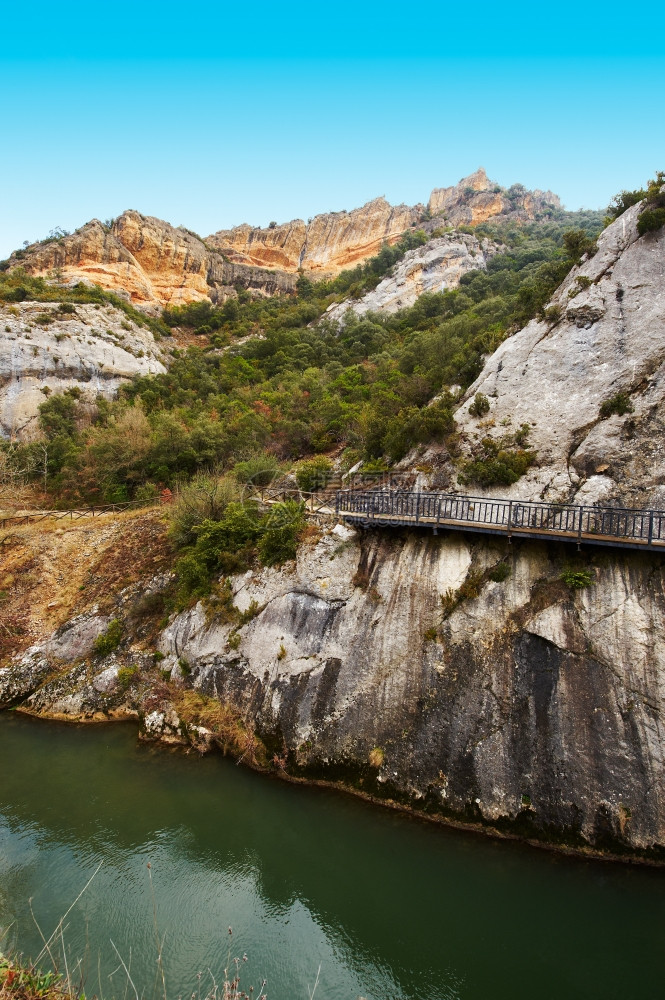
[428,167,561,226]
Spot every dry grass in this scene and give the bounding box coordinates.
[0,508,171,665]
[174,689,267,767]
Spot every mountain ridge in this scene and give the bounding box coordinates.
[5,169,563,309]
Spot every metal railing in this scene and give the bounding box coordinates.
[0,498,161,529]
[335,490,665,551]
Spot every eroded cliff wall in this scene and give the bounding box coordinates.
[7,213,297,309]
[0,300,166,439]
[2,521,664,859]
[208,170,559,275]
[6,170,561,310]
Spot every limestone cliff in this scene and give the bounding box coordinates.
[428,167,561,227]
[2,519,665,860]
[0,300,166,439]
[325,232,500,322]
[437,198,665,510]
[207,172,559,276]
[7,172,561,307]
[207,198,422,274]
[6,212,297,310]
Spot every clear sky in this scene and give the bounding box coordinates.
[1,0,663,259]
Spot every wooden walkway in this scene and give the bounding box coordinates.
[335,490,665,552]
[6,486,664,553]
[0,498,159,528]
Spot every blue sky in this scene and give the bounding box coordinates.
[1,1,663,259]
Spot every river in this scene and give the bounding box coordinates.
[1,713,664,1000]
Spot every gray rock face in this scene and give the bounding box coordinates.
[4,521,665,857]
[0,647,52,707]
[324,234,499,323]
[154,525,665,856]
[451,202,665,507]
[0,301,166,439]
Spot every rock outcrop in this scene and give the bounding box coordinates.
[7,172,562,307]
[7,212,297,310]
[428,167,561,227]
[207,197,423,275]
[0,300,166,439]
[3,520,665,859]
[208,172,560,276]
[446,200,665,509]
[325,233,500,322]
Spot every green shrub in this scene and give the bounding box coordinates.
[295,456,333,492]
[636,172,665,236]
[460,426,536,488]
[489,562,511,582]
[469,392,490,418]
[541,304,562,324]
[233,453,280,488]
[258,500,305,566]
[169,474,240,546]
[637,207,665,235]
[117,665,138,689]
[599,393,634,419]
[135,481,160,501]
[606,188,647,220]
[560,568,595,589]
[93,619,123,656]
[174,501,262,602]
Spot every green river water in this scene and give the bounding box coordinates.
[1,713,664,1000]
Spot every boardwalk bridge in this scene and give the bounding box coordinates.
[334,490,665,553]
[3,488,665,554]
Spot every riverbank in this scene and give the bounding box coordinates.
[3,512,665,864]
[3,711,665,1000]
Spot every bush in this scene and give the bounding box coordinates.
[135,481,160,501]
[233,453,280,488]
[606,188,647,220]
[599,393,634,419]
[174,502,262,602]
[561,567,595,589]
[637,207,665,236]
[295,456,333,492]
[461,446,535,487]
[93,619,123,656]
[117,665,138,689]
[636,172,665,236]
[258,500,305,566]
[469,392,490,418]
[169,474,240,546]
[489,562,511,582]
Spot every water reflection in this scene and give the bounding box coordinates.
[1,713,664,1000]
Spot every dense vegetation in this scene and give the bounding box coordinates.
[606,171,665,235]
[2,209,606,511]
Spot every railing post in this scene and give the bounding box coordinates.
[335,491,340,516]
[415,492,421,524]
[507,500,512,542]
[648,510,654,547]
[578,506,584,548]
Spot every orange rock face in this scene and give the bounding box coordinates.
[428,167,560,227]
[9,212,297,309]
[207,197,423,275]
[9,171,561,309]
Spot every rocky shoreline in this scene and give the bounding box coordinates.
[3,519,665,865]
